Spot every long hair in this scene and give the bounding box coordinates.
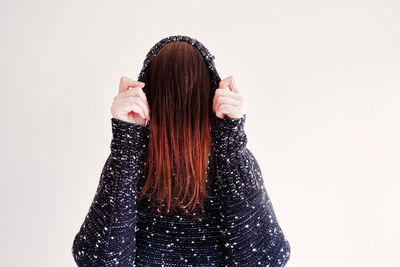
[137,41,218,218]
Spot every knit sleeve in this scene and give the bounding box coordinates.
[71,118,150,266]
[211,114,291,267]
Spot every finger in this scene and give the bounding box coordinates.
[119,76,145,93]
[214,96,240,107]
[214,87,242,100]
[213,88,226,114]
[120,101,146,120]
[118,96,150,120]
[218,75,240,94]
[215,103,236,118]
[131,97,150,120]
[126,102,146,120]
[130,87,150,114]
[130,103,146,120]
[213,95,238,113]
[213,88,241,113]
[118,86,150,113]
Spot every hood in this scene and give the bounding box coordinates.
[137,34,221,92]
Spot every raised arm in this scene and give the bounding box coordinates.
[211,114,291,267]
[71,118,150,266]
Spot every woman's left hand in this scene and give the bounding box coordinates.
[213,75,246,119]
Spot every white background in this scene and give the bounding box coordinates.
[0,0,399,266]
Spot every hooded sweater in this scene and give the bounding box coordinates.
[71,35,291,267]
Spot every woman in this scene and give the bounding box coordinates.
[71,35,291,266]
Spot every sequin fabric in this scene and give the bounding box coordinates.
[72,35,290,267]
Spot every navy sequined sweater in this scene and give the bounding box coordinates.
[71,114,290,266]
[71,35,290,266]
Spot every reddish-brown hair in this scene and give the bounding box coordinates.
[137,41,218,218]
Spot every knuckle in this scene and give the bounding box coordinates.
[129,87,138,94]
[131,102,138,110]
[126,96,135,102]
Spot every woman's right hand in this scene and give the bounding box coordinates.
[111,76,151,126]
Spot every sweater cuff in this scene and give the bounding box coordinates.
[110,118,150,157]
[212,114,248,157]
[214,113,247,130]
